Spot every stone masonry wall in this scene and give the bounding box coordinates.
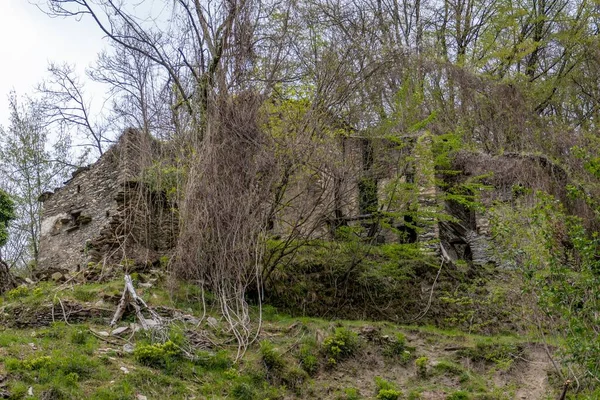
[38,130,176,272]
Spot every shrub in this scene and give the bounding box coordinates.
[134,340,182,369]
[322,327,360,365]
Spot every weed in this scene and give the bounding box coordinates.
[384,332,413,364]
[8,381,28,399]
[374,376,395,392]
[385,333,406,355]
[407,390,422,399]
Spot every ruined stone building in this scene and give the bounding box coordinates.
[39,129,523,275]
[38,129,177,273]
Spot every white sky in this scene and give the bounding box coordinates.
[0,0,108,127]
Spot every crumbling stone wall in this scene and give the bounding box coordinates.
[271,134,441,251]
[40,129,500,274]
[38,129,177,273]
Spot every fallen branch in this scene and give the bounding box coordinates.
[110,274,162,330]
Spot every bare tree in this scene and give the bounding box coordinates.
[38,62,111,157]
[0,92,74,271]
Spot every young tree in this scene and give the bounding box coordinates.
[0,189,16,293]
[0,92,74,271]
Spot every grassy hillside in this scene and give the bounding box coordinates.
[0,275,578,400]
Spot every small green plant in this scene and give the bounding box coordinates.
[297,337,319,375]
[231,382,256,400]
[415,356,428,378]
[459,341,521,371]
[374,377,401,400]
[8,355,52,371]
[384,332,413,364]
[386,332,406,354]
[377,389,402,400]
[432,360,464,376]
[134,340,182,369]
[64,372,80,387]
[407,390,422,400]
[447,390,471,400]
[282,366,309,392]
[322,327,359,365]
[73,286,97,302]
[338,387,361,400]
[195,350,232,370]
[260,340,285,371]
[71,329,88,345]
[6,285,29,300]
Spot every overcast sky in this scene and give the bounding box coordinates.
[0,0,107,127]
